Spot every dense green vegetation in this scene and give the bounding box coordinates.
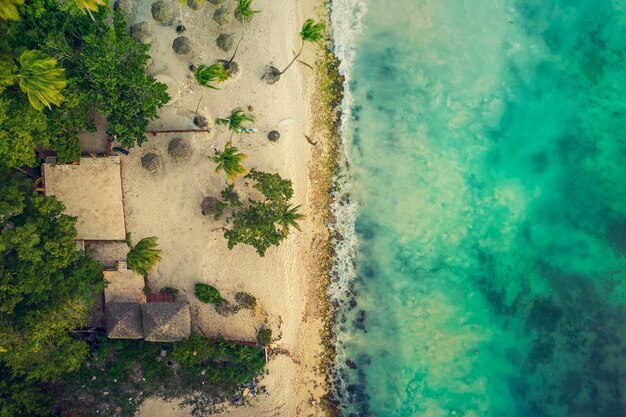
[0,0,168,167]
[0,173,105,415]
[213,169,305,256]
[57,334,266,417]
[195,283,222,304]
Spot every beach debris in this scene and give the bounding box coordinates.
[261,65,281,85]
[212,7,231,26]
[201,196,218,216]
[168,138,192,161]
[172,36,192,55]
[277,118,294,127]
[267,130,280,142]
[207,0,224,4]
[130,22,152,44]
[186,0,204,10]
[113,0,133,18]
[304,134,317,146]
[176,24,186,34]
[242,388,250,397]
[151,1,174,25]
[216,33,234,52]
[141,152,162,172]
[193,114,209,128]
[153,74,180,105]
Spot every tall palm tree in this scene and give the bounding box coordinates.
[235,0,259,23]
[208,143,247,183]
[279,19,325,75]
[0,0,23,21]
[127,236,162,276]
[195,63,230,89]
[17,50,68,111]
[276,204,304,235]
[216,107,255,133]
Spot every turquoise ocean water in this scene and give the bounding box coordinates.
[330,1,626,416]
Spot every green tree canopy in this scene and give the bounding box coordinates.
[0,1,168,167]
[219,170,304,256]
[0,174,104,383]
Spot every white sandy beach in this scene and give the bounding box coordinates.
[105,0,333,415]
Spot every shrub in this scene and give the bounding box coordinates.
[171,333,214,367]
[215,299,239,316]
[256,327,272,346]
[235,292,256,309]
[194,283,221,304]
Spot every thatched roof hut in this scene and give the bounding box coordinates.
[142,302,191,342]
[106,302,143,339]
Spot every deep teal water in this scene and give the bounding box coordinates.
[331,1,626,416]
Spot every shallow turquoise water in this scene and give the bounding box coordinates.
[331,0,626,416]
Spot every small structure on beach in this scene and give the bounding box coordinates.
[142,302,191,342]
[103,261,191,341]
[42,156,126,241]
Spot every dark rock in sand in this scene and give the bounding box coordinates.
[168,138,192,160]
[172,36,192,55]
[268,130,280,142]
[187,0,204,10]
[216,33,234,52]
[213,7,230,26]
[262,65,281,85]
[207,0,224,4]
[201,196,219,216]
[151,1,174,25]
[130,22,152,44]
[114,0,133,18]
[141,153,161,172]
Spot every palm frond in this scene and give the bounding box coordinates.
[216,107,256,132]
[300,19,325,43]
[0,0,24,21]
[17,50,67,111]
[208,144,247,182]
[195,64,230,89]
[127,237,162,276]
[73,0,105,13]
[278,204,305,235]
[236,0,259,23]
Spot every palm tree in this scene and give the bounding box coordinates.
[0,0,24,21]
[263,19,325,83]
[208,143,247,183]
[280,19,325,74]
[195,63,230,89]
[235,0,259,23]
[276,204,304,235]
[16,50,68,111]
[127,237,162,276]
[216,107,255,133]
